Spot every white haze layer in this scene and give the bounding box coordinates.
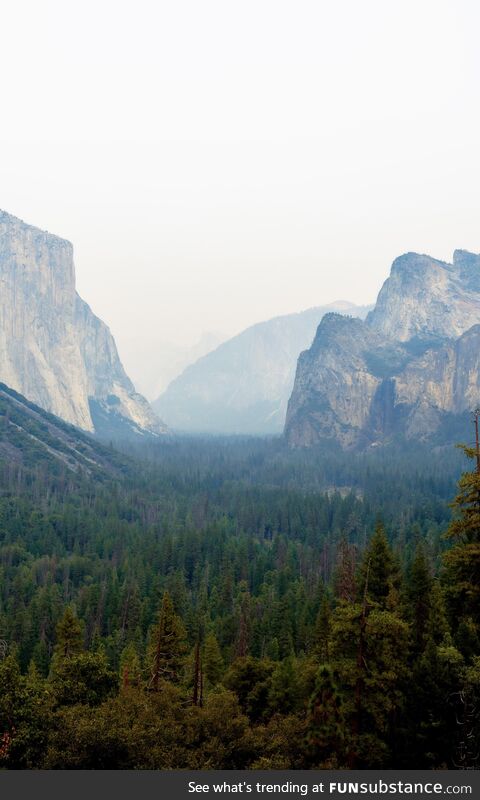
[0,0,479,392]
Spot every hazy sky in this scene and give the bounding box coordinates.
[1,0,480,392]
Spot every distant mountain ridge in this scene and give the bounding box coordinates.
[0,210,166,438]
[285,250,480,448]
[154,302,372,434]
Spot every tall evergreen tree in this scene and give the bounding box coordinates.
[119,641,142,689]
[313,596,331,662]
[148,591,187,690]
[358,521,398,608]
[402,580,460,768]
[53,607,83,660]
[306,664,345,767]
[203,632,224,687]
[443,446,480,648]
[406,543,432,654]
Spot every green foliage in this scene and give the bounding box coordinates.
[53,607,84,660]
[119,642,142,689]
[203,632,224,687]
[443,447,480,642]
[50,650,117,707]
[223,657,274,721]
[313,596,332,662]
[405,543,432,653]
[306,665,345,767]
[358,521,399,607]
[0,654,52,768]
[148,591,187,689]
[0,424,477,768]
[329,599,409,767]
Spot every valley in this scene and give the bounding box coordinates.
[0,212,479,770]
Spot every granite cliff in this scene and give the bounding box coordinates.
[285,250,480,448]
[0,210,165,437]
[367,250,480,342]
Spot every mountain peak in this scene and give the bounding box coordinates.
[312,311,365,344]
[0,209,73,250]
[367,249,480,342]
[390,252,451,277]
[453,248,479,264]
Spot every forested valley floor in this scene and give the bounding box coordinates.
[0,421,479,769]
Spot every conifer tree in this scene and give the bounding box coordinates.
[358,521,398,607]
[406,582,462,768]
[149,591,187,690]
[406,543,432,653]
[119,641,142,689]
[313,596,331,662]
[0,653,50,768]
[49,607,116,706]
[203,632,224,687]
[267,656,299,716]
[330,529,409,768]
[334,536,357,602]
[306,665,345,767]
[443,445,480,644]
[31,638,50,677]
[191,637,203,706]
[53,607,83,660]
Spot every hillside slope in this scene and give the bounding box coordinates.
[0,382,128,477]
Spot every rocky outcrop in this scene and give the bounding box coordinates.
[367,251,480,342]
[154,302,372,434]
[285,314,408,447]
[286,250,480,448]
[0,210,165,437]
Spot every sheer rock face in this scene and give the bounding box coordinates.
[285,314,406,448]
[286,250,480,448]
[395,324,480,417]
[0,210,165,436]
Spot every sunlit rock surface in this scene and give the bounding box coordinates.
[0,210,166,437]
[286,250,480,448]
